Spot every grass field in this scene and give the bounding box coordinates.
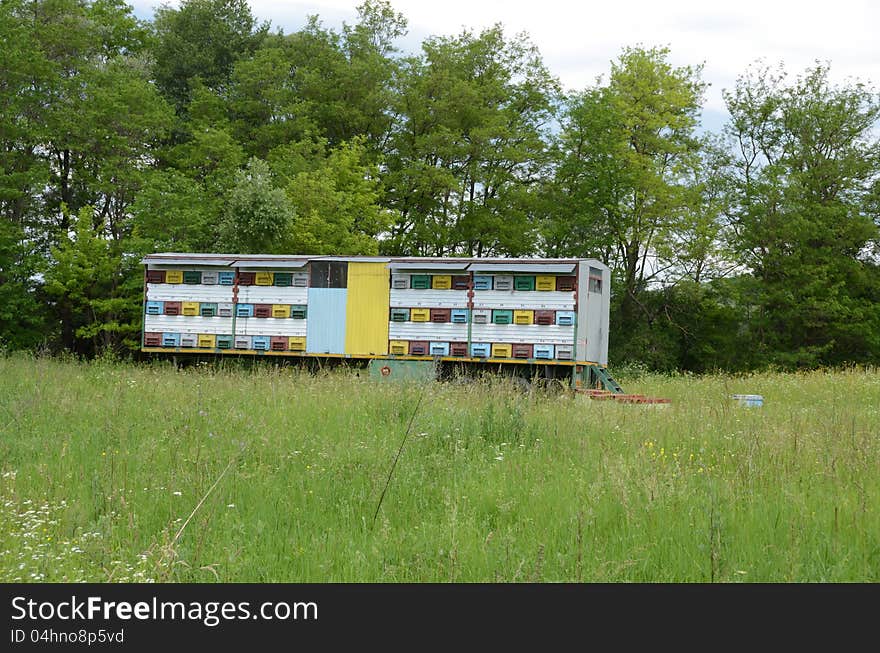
[1,354,878,582]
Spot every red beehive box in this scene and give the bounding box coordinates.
[408,341,429,355]
[449,342,468,357]
[430,308,451,323]
[270,336,288,351]
[146,270,166,284]
[254,304,272,318]
[164,301,181,316]
[143,332,162,346]
[452,275,470,290]
[238,271,256,286]
[535,310,555,325]
[512,344,533,359]
[556,276,577,291]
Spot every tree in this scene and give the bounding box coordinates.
[43,207,141,354]
[546,46,707,324]
[723,62,880,366]
[0,219,46,349]
[270,138,388,254]
[152,0,268,113]
[129,170,216,253]
[217,158,295,253]
[228,1,405,159]
[383,25,558,256]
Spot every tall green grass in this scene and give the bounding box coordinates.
[1,354,878,582]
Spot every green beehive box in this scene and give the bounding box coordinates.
[410,275,431,289]
[274,272,293,287]
[290,305,308,319]
[514,276,536,291]
[492,310,513,325]
[183,270,202,284]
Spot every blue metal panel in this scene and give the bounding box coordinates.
[146,301,163,315]
[162,332,180,347]
[236,304,254,317]
[252,336,270,351]
[307,288,347,354]
[429,342,450,356]
[451,309,469,324]
[218,271,235,285]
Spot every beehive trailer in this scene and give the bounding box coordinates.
[140,254,625,394]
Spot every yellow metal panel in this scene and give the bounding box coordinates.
[197,334,216,348]
[165,270,183,284]
[432,275,452,289]
[491,343,512,358]
[344,262,390,355]
[536,275,556,291]
[272,304,289,318]
[182,302,199,316]
[389,340,409,354]
[288,336,306,351]
[513,310,534,325]
[410,308,430,322]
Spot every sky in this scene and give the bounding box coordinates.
[131,0,880,134]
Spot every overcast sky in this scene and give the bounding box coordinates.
[132,0,880,133]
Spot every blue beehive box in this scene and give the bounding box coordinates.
[451,309,469,324]
[470,343,491,358]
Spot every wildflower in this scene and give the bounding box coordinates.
[172,491,182,496]
[227,504,235,509]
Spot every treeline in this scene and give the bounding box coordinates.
[1,0,879,371]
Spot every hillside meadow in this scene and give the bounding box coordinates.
[1,354,878,582]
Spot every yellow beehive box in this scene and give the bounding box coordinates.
[432,275,452,289]
[255,272,274,286]
[411,308,430,322]
[288,336,306,351]
[491,343,512,358]
[389,340,409,355]
[182,301,199,316]
[272,304,289,318]
[535,275,556,291]
[513,310,534,325]
[197,334,216,348]
[165,270,183,284]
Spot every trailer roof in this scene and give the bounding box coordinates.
[141,253,607,272]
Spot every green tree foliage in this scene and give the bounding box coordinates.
[129,170,216,253]
[151,0,268,112]
[723,63,880,366]
[44,207,141,354]
[383,25,558,256]
[0,219,46,349]
[228,1,405,159]
[547,47,707,317]
[270,138,388,254]
[217,158,295,253]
